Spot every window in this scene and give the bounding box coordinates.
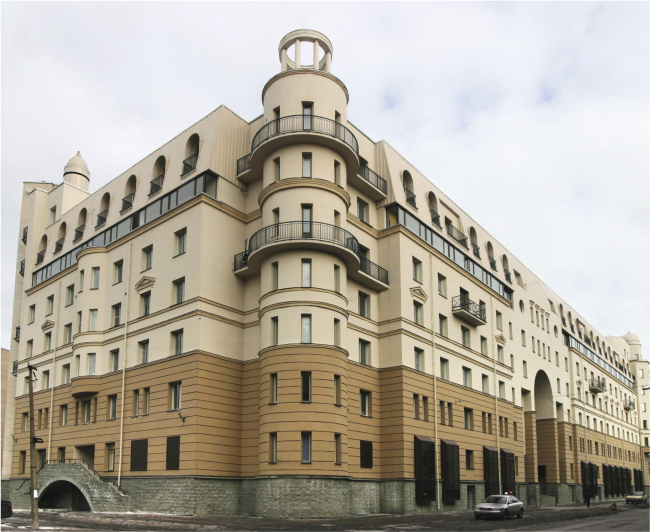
[106,443,116,471]
[437,274,447,296]
[461,326,470,348]
[108,395,117,420]
[358,291,370,318]
[61,363,70,384]
[77,311,82,334]
[269,433,278,463]
[46,295,54,315]
[412,257,422,282]
[66,285,74,306]
[26,340,33,358]
[42,370,50,389]
[87,353,96,375]
[83,400,91,423]
[497,345,504,364]
[482,374,489,393]
[302,153,312,177]
[28,304,35,324]
[270,373,278,404]
[301,259,311,287]
[112,303,121,327]
[144,388,150,414]
[333,265,340,293]
[271,262,279,290]
[510,354,514,369]
[334,434,342,465]
[359,339,370,365]
[60,404,68,426]
[271,317,279,346]
[141,291,151,316]
[91,267,100,289]
[274,158,281,182]
[301,314,311,343]
[360,440,373,468]
[334,318,341,347]
[523,361,528,378]
[113,260,123,284]
[172,329,184,355]
[22,412,29,432]
[439,314,448,337]
[174,228,187,256]
[509,322,513,340]
[301,432,311,463]
[334,375,342,405]
[440,358,449,380]
[499,381,505,399]
[173,277,185,304]
[130,439,148,471]
[360,390,372,416]
[79,270,84,291]
[463,367,472,388]
[50,206,56,223]
[480,336,488,356]
[496,311,503,331]
[415,348,424,372]
[557,378,561,393]
[19,451,27,473]
[413,394,420,419]
[357,198,369,223]
[301,372,311,402]
[464,408,473,430]
[89,309,98,331]
[423,396,429,421]
[44,331,52,351]
[413,301,423,325]
[142,246,153,270]
[110,349,119,372]
[138,340,149,364]
[170,382,182,410]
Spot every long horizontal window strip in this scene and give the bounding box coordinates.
[386,204,513,303]
[32,172,218,288]
[563,331,632,389]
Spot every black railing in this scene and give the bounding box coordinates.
[489,258,497,271]
[12,360,18,374]
[452,295,487,322]
[360,257,389,285]
[472,243,481,258]
[22,227,28,244]
[121,193,135,213]
[149,175,164,196]
[589,378,606,392]
[19,259,25,277]
[95,210,108,228]
[182,153,198,176]
[504,269,512,283]
[35,250,45,265]
[405,188,417,208]
[73,225,85,242]
[358,164,387,194]
[14,326,20,342]
[430,210,441,228]
[561,317,567,326]
[40,459,126,494]
[446,222,468,249]
[54,238,65,254]
[237,154,251,174]
[623,399,635,411]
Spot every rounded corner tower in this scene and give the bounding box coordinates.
[63,151,90,191]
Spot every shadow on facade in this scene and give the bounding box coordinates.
[38,480,91,512]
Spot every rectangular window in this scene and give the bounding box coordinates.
[79,270,84,292]
[334,375,341,405]
[440,401,446,425]
[360,390,372,417]
[112,303,121,327]
[172,329,184,355]
[170,382,182,410]
[108,395,117,420]
[42,370,50,390]
[28,304,35,324]
[164,436,180,470]
[144,388,150,414]
[113,260,123,284]
[464,408,473,430]
[66,285,74,306]
[497,345,504,364]
[301,372,311,402]
[413,394,420,419]
[89,309,98,331]
[173,277,185,304]
[110,349,119,372]
[448,403,453,427]
[60,404,68,426]
[509,322,513,340]
[480,336,488,356]
[440,358,449,380]
[46,295,54,315]
[50,206,56,223]
[302,153,312,177]
[360,440,373,468]
[358,291,370,318]
[87,353,96,375]
[26,339,33,358]
[301,314,311,343]
[466,449,474,469]
[499,381,505,399]
[482,374,489,393]
[333,265,340,293]
[521,330,526,346]
[133,389,140,416]
[423,396,429,421]
[439,314,448,337]
[64,323,72,344]
[175,228,187,256]
[333,318,340,347]
[510,354,514,369]
[412,257,422,282]
[271,262,279,290]
[106,442,115,471]
[77,311,82,334]
[523,361,528,378]
[334,434,342,465]
[437,274,447,296]
[83,400,91,423]
[139,340,149,364]
[141,291,151,316]
[62,363,70,384]
[496,311,503,331]
[301,432,311,463]
[271,317,279,346]
[359,339,370,365]
[274,158,281,182]
[357,198,369,223]
[301,259,312,287]
[413,301,424,325]
[463,367,472,388]
[91,267,100,289]
[270,373,278,404]
[142,246,153,270]
[461,326,470,348]
[415,348,424,372]
[269,433,278,463]
[130,439,148,471]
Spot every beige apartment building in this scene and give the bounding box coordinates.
[2,30,647,517]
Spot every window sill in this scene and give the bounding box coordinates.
[172,252,186,259]
[90,287,99,291]
[112,281,122,286]
[140,267,152,274]
[268,461,277,465]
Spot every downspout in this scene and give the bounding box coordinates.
[490,296,501,493]
[430,254,440,509]
[117,243,132,486]
[46,281,62,461]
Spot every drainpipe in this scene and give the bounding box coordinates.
[117,243,132,486]
[490,296,501,493]
[430,255,440,509]
[46,281,62,461]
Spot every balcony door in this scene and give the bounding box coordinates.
[303,103,313,131]
[302,205,312,238]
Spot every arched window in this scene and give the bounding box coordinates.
[501,254,511,282]
[150,156,166,195]
[486,242,496,271]
[54,222,67,253]
[403,171,416,207]
[122,175,137,212]
[96,192,110,228]
[567,311,574,333]
[36,235,48,265]
[182,134,200,176]
[427,192,440,226]
[74,209,87,242]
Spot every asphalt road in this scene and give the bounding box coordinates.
[1,502,647,531]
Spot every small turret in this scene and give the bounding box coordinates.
[63,151,90,191]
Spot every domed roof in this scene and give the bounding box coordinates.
[63,151,90,180]
[623,332,641,346]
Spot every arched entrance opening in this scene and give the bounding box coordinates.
[534,370,559,495]
[38,480,91,512]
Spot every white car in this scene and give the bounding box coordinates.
[475,494,524,520]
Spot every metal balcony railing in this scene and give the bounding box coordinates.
[405,188,417,208]
[452,295,487,323]
[182,153,198,176]
[12,361,18,374]
[588,378,606,393]
[358,164,387,194]
[73,225,85,242]
[489,258,498,271]
[504,269,512,283]
[446,222,469,249]
[561,317,567,326]
[472,242,481,258]
[95,210,108,228]
[19,259,25,277]
[430,210,441,228]
[35,250,46,265]
[360,257,389,285]
[237,154,251,174]
[54,238,64,254]
[22,227,28,244]
[14,326,20,342]
[623,399,635,411]
[149,175,164,196]
[121,193,135,213]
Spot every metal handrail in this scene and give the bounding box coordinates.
[405,188,417,207]
[452,295,487,322]
[121,193,135,213]
[360,257,389,285]
[472,242,481,258]
[19,259,25,277]
[41,458,126,494]
[35,250,46,265]
[54,238,65,254]
[182,153,198,176]
[489,258,498,271]
[430,210,441,228]
[446,222,469,249]
[358,164,387,194]
[623,399,635,410]
[22,227,28,244]
[12,360,18,374]
[588,377,606,391]
[95,210,108,228]
[149,175,164,196]
[73,225,85,242]
[504,269,512,283]
[237,154,251,174]
[14,326,20,342]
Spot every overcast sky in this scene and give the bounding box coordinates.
[2,2,648,357]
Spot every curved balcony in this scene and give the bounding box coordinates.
[71,375,101,398]
[237,115,359,183]
[234,221,388,290]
